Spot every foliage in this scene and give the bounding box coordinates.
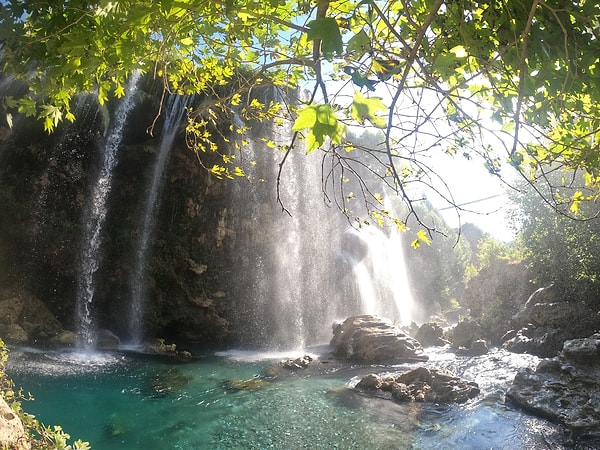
[402,199,472,315]
[465,235,523,281]
[510,170,600,300]
[0,339,91,449]
[1,0,600,234]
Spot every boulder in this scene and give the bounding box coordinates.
[97,329,121,350]
[506,334,600,434]
[0,397,30,450]
[354,367,480,404]
[456,339,489,356]
[506,285,600,357]
[414,322,450,347]
[0,289,64,345]
[449,318,484,349]
[330,315,428,363]
[503,325,572,357]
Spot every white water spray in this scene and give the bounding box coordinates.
[76,71,141,349]
[342,225,415,326]
[230,105,416,348]
[128,94,189,346]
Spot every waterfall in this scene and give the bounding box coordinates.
[229,106,416,349]
[127,94,189,346]
[341,225,415,326]
[76,71,141,349]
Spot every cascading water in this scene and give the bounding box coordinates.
[341,225,416,326]
[229,103,416,349]
[76,71,141,349]
[127,94,189,346]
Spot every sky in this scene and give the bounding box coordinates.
[431,154,516,242]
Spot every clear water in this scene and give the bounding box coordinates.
[7,347,569,449]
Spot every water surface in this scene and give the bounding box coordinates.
[7,347,570,449]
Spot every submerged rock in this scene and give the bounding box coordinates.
[225,378,272,390]
[330,315,428,364]
[147,368,193,397]
[354,367,480,404]
[506,333,600,434]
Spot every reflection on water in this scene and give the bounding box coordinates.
[6,346,574,449]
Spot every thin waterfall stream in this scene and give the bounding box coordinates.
[127,94,190,346]
[76,71,141,349]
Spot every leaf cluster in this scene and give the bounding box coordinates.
[2,0,600,237]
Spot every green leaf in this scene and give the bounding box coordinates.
[347,30,371,58]
[292,105,318,131]
[372,59,402,81]
[293,104,345,153]
[351,92,387,128]
[412,229,431,249]
[307,18,343,59]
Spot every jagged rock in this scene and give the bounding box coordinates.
[354,367,480,404]
[281,355,313,370]
[0,290,64,344]
[414,322,450,347]
[0,397,30,450]
[97,329,120,350]
[0,324,28,344]
[49,330,77,347]
[456,339,489,356]
[330,315,428,363]
[506,334,600,434]
[449,318,484,349]
[503,324,572,357]
[506,285,600,357]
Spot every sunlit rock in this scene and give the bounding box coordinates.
[414,322,450,347]
[448,318,484,349]
[506,284,599,357]
[354,367,480,404]
[456,339,489,356]
[0,398,30,450]
[507,333,600,434]
[281,355,314,370]
[330,315,428,363]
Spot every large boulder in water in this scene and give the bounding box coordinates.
[330,315,428,363]
[504,284,599,357]
[354,367,480,404]
[506,333,600,434]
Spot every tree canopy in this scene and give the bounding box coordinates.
[1,0,599,236]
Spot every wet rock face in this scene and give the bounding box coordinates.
[414,322,450,347]
[354,367,480,404]
[330,315,428,363]
[504,285,600,357]
[0,289,64,345]
[506,334,600,434]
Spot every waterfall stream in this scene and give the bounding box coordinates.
[230,115,416,349]
[127,94,189,346]
[76,72,141,349]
